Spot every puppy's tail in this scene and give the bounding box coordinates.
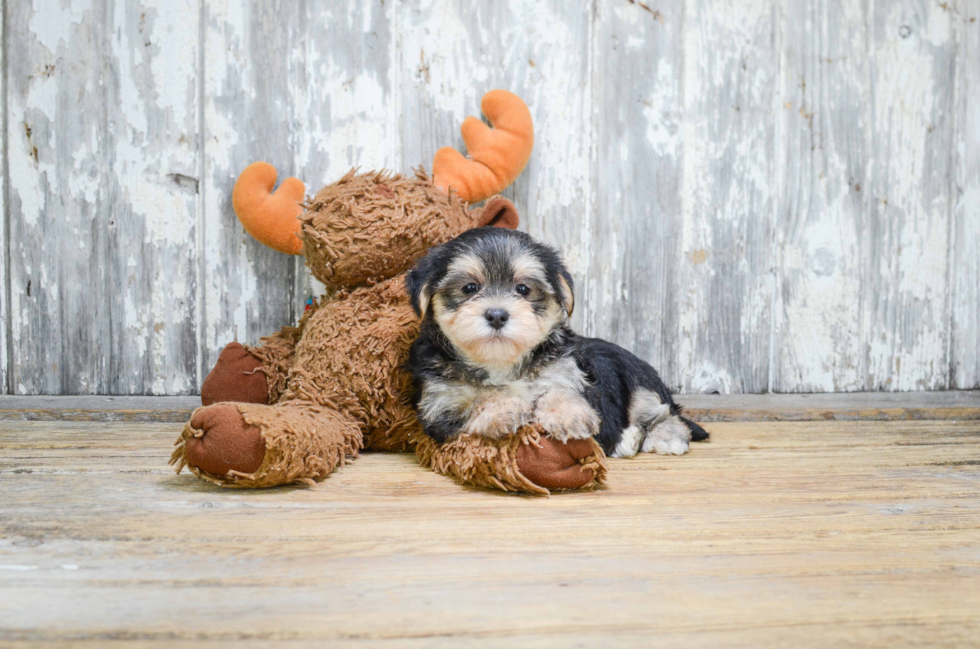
[681,417,709,442]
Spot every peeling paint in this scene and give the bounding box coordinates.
[29,0,89,55]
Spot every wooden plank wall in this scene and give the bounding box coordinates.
[2,0,978,395]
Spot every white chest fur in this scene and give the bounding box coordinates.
[418,356,588,423]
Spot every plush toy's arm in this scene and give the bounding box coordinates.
[414,424,607,496]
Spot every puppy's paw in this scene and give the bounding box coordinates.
[610,425,644,458]
[640,416,691,455]
[465,397,533,439]
[535,391,600,442]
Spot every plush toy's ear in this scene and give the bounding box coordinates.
[474,196,520,229]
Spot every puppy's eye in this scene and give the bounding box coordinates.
[515,284,530,296]
[462,283,480,295]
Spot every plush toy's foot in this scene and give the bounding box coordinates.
[515,436,601,491]
[182,404,266,476]
[415,424,608,495]
[201,342,268,406]
[172,401,363,488]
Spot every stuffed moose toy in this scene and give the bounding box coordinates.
[171,90,607,494]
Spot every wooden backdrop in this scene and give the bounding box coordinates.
[2,0,978,395]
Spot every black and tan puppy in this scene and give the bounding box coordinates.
[405,227,708,458]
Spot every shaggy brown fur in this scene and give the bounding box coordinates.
[301,170,473,291]
[415,425,607,495]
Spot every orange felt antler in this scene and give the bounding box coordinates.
[232,162,305,255]
[432,90,534,204]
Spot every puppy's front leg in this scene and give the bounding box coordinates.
[464,395,534,439]
[534,390,600,442]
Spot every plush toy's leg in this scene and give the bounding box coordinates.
[414,424,608,495]
[201,343,269,406]
[245,323,307,404]
[171,401,362,488]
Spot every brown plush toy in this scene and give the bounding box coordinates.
[170,90,607,494]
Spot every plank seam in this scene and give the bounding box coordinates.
[944,9,960,390]
[98,0,112,394]
[768,0,786,395]
[862,0,876,391]
[290,3,304,328]
[390,0,401,173]
[194,0,206,395]
[584,0,597,339]
[1,0,10,394]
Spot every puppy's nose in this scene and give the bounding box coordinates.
[484,308,509,330]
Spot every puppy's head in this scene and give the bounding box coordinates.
[407,228,574,368]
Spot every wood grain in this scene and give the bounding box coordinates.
[676,0,777,394]
[7,0,112,394]
[1,1,7,396]
[104,0,202,395]
[865,1,956,391]
[951,7,980,389]
[1,418,978,646]
[288,1,399,302]
[590,0,684,386]
[772,0,870,392]
[6,1,202,395]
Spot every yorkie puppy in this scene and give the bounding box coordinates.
[405,227,708,458]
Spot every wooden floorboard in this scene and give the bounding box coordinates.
[1,417,978,647]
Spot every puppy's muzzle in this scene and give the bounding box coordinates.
[484,308,509,330]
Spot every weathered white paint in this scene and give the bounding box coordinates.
[864,1,955,391]
[8,0,111,394]
[201,0,400,375]
[772,0,871,392]
[677,0,776,394]
[590,0,685,388]
[106,0,201,395]
[3,0,979,394]
[6,1,202,395]
[951,7,980,389]
[0,2,6,394]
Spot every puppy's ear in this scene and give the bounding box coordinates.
[407,251,441,317]
[407,267,433,318]
[557,270,574,317]
[473,196,519,229]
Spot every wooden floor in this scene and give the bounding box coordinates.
[1,398,979,647]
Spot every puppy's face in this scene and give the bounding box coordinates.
[408,229,574,368]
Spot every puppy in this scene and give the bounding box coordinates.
[405,227,708,458]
